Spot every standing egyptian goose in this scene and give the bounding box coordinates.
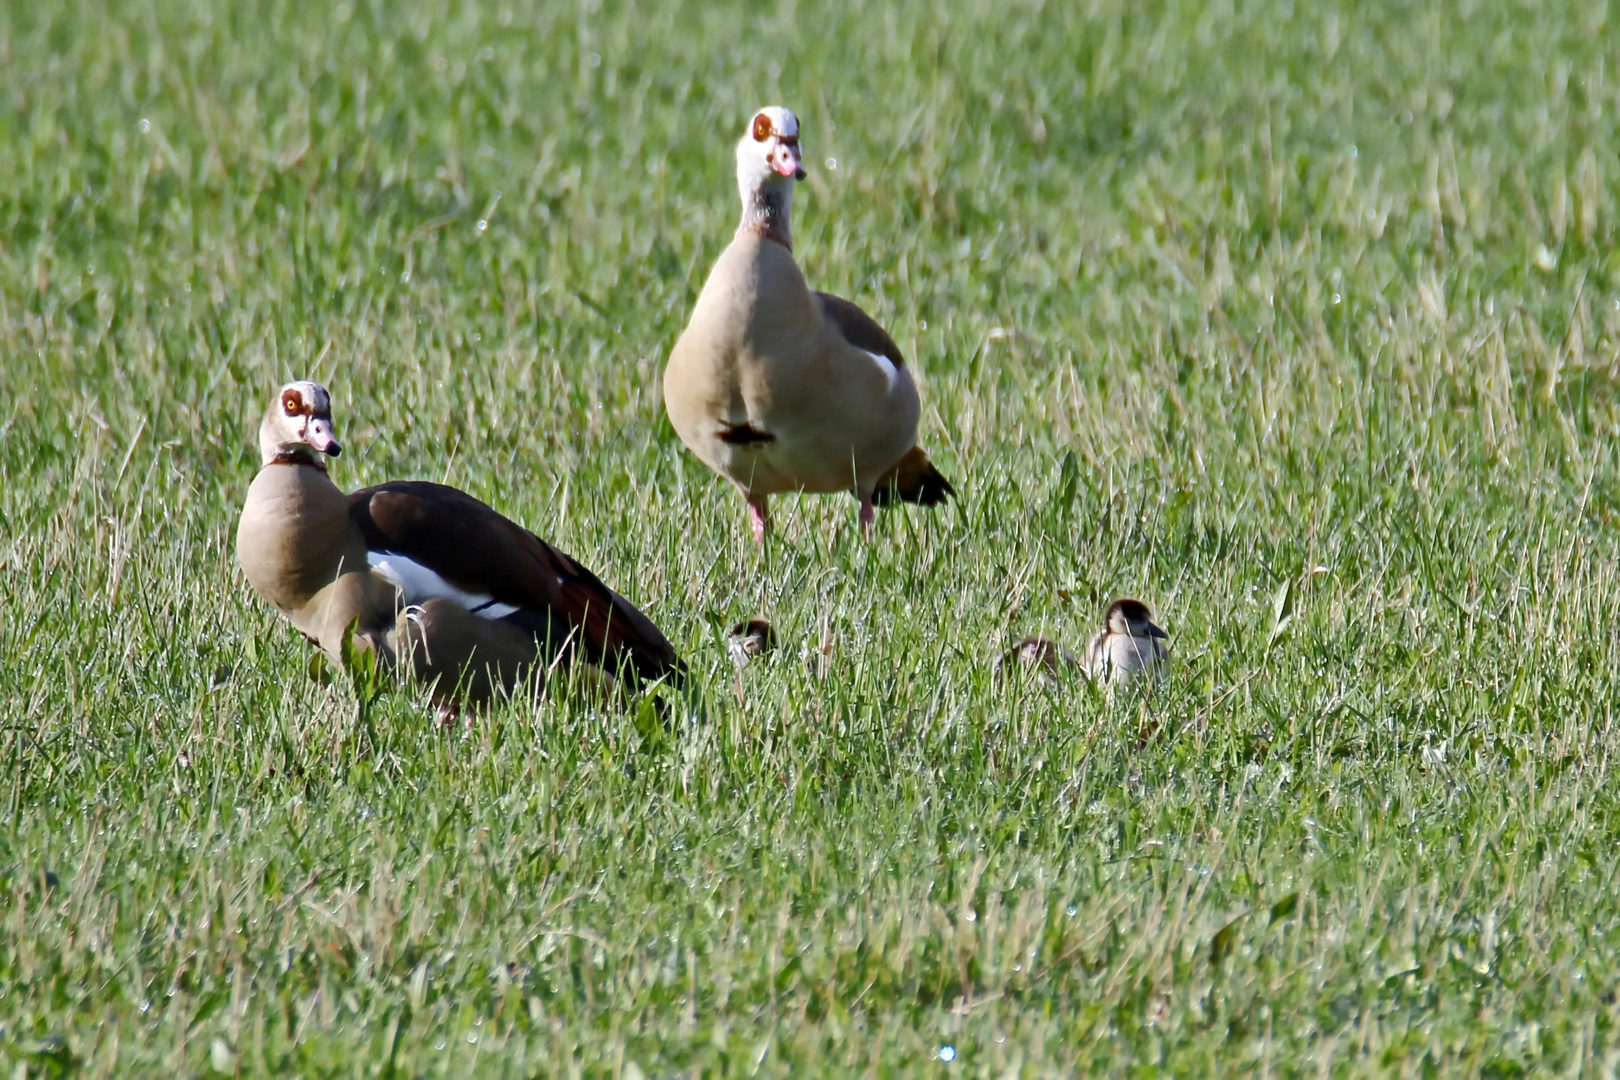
[236,382,683,713]
[663,106,954,541]
[1083,599,1169,685]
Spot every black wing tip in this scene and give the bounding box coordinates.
[661,654,690,687]
[717,422,776,446]
[872,464,957,508]
[584,645,689,692]
[493,603,685,691]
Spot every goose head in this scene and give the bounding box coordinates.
[259,380,341,467]
[727,617,777,667]
[735,106,805,201]
[1105,598,1167,641]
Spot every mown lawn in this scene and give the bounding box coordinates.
[4,0,1620,1073]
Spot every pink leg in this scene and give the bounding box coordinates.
[858,497,875,537]
[748,498,770,544]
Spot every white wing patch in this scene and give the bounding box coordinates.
[860,348,900,388]
[366,552,521,621]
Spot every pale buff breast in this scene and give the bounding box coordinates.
[237,466,357,615]
[664,235,920,498]
[236,463,402,658]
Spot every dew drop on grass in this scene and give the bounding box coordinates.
[139,119,150,133]
[476,219,488,233]
[1066,904,1078,917]
[964,909,977,922]
[938,1045,956,1062]
[825,158,837,170]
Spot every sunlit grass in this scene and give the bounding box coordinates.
[3,0,1620,1073]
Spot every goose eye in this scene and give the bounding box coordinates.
[752,113,772,142]
[282,390,303,416]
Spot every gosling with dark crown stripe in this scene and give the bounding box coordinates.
[1083,599,1169,685]
[727,618,777,668]
[236,381,684,715]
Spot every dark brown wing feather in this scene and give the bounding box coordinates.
[815,292,906,370]
[349,481,683,685]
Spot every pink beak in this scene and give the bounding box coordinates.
[770,140,805,180]
[304,416,342,456]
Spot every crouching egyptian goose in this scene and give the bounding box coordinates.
[726,617,777,668]
[1084,599,1169,685]
[998,636,1079,685]
[664,106,954,542]
[236,381,684,712]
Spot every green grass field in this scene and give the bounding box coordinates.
[5,0,1620,1073]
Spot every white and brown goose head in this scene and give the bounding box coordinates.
[260,381,341,470]
[735,106,805,248]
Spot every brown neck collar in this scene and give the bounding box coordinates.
[742,221,792,249]
[270,450,328,474]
